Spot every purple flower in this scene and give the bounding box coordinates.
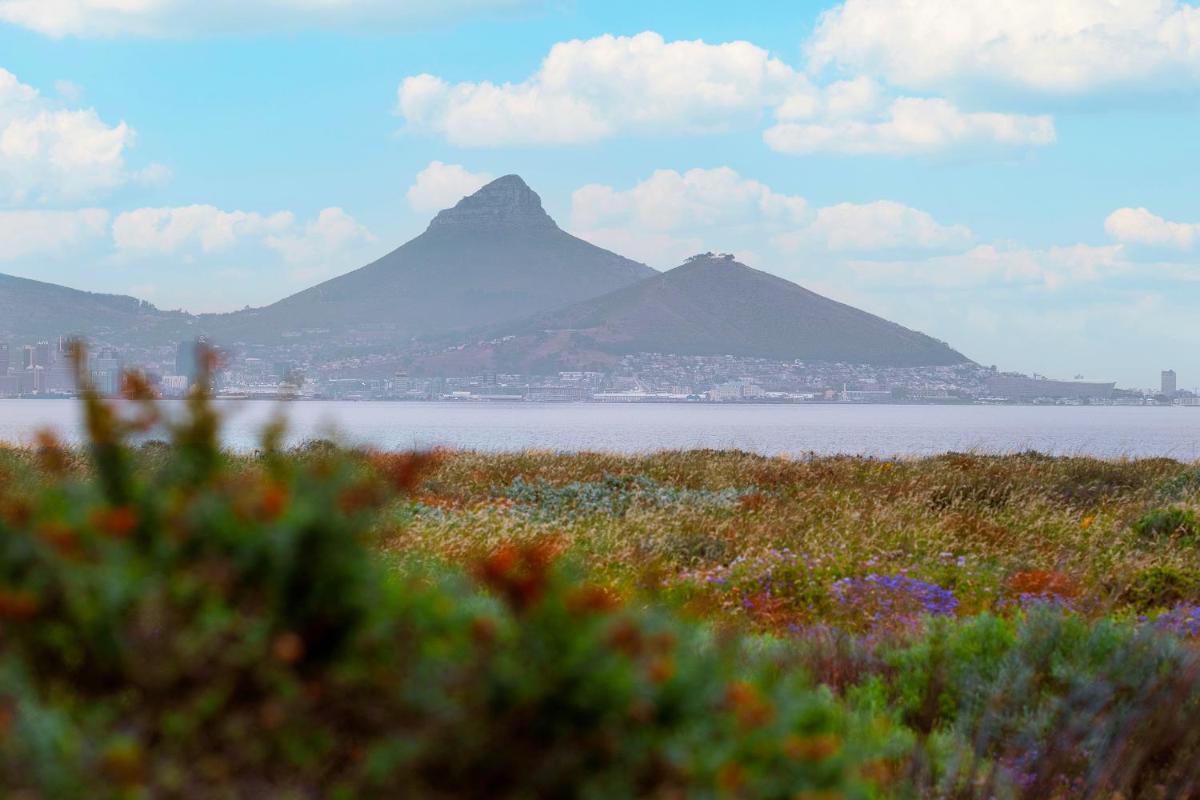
[1153,605,1200,638]
[831,574,959,623]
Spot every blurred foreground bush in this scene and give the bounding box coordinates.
[0,351,902,798]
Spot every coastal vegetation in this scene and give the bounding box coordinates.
[3,363,1200,797]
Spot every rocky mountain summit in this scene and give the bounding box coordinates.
[427,175,558,233]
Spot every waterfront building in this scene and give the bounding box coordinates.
[985,375,1116,401]
[1162,370,1178,398]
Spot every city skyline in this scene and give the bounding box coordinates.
[1,1,1199,384]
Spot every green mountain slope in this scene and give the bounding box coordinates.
[0,272,191,344]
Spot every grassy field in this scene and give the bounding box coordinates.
[3,374,1200,797]
[395,449,1200,631]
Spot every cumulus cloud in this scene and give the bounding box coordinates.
[1105,207,1200,250]
[777,201,972,252]
[844,243,1131,291]
[807,0,1200,95]
[112,205,295,255]
[266,207,375,263]
[573,167,808,232]
[0,0,539,37]
[110,203,375,284]
[0,67,141,203]
[570,167,971,267]
[406,161,493,212]
[0,208,109,260]
[764,82,1055,156]
[570,167,809,266]
[397,32,800,146]
[397,33,1058,156]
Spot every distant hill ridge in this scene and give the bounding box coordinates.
[0,273,191,344]
[0,177,971,369]
[495,252,969,367]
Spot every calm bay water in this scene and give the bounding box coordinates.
[1,399,1198,459]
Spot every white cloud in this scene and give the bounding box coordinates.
[843,243,1131,290]
[807,0,1200,95]
[571,167,809,266]
[573,167,808,232]
[777,200,972,252]
[765,92,1055,156]
[112,205,295,254]
[0,0,539,37]
[0,208,109,260]
[398,32,801,146]
[1105,207,1200,250]
[266,207,374,264]
[111,203,375,284]
[0,67,137,203]
[571,167,973,267]
[406,161,493,212]
[397,34,1057,156]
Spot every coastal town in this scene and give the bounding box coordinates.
[1,335,1193,406]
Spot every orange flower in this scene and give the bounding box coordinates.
[338,482,384,515]
[648,656,676,685]
[100,740,145,787]
[272,632,305,664]
[725,680,773,729]
[470,615,498,644]
[474,540,560,612]
[260,482,289,521]
[1009,569,1078,598]
[858,759,899,785]
[0,588,40,620]
[94,506,139,540]
[370,450,444,493]
[566,584,621,615]
[34,429,68,475]
[1,499,32,528]
[39,522,81,559]
[477,544,518,586]
[607,619,644,658]
[0,700,14,738]
[717,762,744,792]
[1081,515,1097,530]
[784,733,842,762]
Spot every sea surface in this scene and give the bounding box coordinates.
[1,399,1198,460]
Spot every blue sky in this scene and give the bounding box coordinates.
[1,0,1199,386]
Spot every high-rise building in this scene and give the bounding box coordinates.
[34,341,52,369]
[1162,370,1178,398]
[175,336,213,387]
[0,343,9,375]
[90,350,124,396]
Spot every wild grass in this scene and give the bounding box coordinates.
[389,449,1200,628]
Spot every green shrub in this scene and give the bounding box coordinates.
[1121,565,1198,610]
[871,611,1200,798]
[1133,507,1199,541]
[1155,468,1200,502]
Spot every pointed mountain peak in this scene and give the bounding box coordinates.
[428,174,558,233]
